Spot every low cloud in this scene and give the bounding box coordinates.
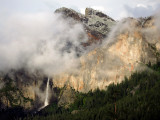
[0,12,88,77]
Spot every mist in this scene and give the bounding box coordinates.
[90,11,160,83]
[0,8,159,81]
[0,12,88,76]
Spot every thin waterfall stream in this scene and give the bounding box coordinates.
[38,77,50,111]
[44,78,50,106]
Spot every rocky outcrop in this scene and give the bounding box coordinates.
[55,7,116,45]
[0,70,57,109]
[0,70,43,109]
[58,85,76,108]
[52,17,160,92]
[85,8,115,35]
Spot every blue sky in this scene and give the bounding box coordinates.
[0,0,160,20]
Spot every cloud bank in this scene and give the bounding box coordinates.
[0,12,87,76]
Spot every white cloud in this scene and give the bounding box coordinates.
[80,6,110,15]
[137,4,147,8]
[80,8,85,14]
[0,12,87,76]
[91,6,107,13]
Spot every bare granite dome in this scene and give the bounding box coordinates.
[55,7,116,45]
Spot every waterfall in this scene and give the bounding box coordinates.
[38,77,50,111]
[44,78,50,106]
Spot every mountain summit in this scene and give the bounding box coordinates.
[55,7,116,45]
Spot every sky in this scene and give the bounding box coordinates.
[0,0,160,20]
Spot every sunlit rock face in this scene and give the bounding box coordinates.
[52,17,160,92]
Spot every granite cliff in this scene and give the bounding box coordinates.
[52,16,160,92]
[0,8,160,109]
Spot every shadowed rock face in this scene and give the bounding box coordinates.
[0,70,57,109]
[0,70,43,109]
